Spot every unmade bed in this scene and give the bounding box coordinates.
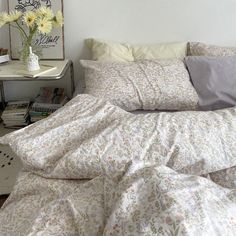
[1,40,236,235]
[0,94,236,235]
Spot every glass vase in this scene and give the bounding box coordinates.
[19,39,42,64]
[19,40,31,64]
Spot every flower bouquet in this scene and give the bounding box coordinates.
[0,7,63,63]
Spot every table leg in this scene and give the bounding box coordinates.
[0,81,6,109]
[69,61,75,96]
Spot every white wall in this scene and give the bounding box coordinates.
[1,0,236,100]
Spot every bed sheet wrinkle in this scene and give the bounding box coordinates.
[0,94,235,235]
[1,94,235,178]
[123,67,144,109]
[137,61,162,109]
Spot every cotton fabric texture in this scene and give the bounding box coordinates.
[189,42,236,56]
[185,56,236,110]
[0,94,236,235]
[86,38,187,61]
[81,59,199,111]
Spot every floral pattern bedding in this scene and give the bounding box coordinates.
[0,94,236,236]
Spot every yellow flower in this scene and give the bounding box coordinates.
[7,10,22,22]
[37,18,52,34]
[52,11,63,27]
[36,6,53,19]
[0,13,7,27]
[23,11,37,27]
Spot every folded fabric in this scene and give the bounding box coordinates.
[1,94,235,180]
[2,165,236,235]
[86,38,187,61]
[0,94,236,235]
[185,56,236,110]
[81,59,198,111]
[188,42,236,56]
[104,165,236,235]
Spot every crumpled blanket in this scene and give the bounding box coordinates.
[0,94,236,236]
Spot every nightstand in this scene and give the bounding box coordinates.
[0,60,75,199]
[0,59,75,108]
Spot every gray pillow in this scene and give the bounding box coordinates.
[185,56,236,110]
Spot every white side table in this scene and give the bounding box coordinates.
[0,60,75,197]
[0,59,75,107]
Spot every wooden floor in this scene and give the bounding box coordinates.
[0,195,8,208]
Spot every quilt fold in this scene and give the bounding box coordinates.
[0,94,236,235]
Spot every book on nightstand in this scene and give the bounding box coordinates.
[16,64,57,78]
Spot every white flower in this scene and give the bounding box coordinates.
[7,11,22,22]
[0,13,10,26]
[36,6,53,19]
[53,11,64,27]
[37,18,52,34]
[23,11,37,28]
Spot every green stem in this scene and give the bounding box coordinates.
[9,23,27,43]
[9,23,25,38]
[15,21,28,40]
[9,23,19,30]
[27,25,38,46]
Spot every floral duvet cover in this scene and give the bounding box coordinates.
[0,94,236,236]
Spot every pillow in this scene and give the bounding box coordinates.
[132,42,187,60]
[188,42,236,56]
[81,59,198,111]
[85,38,187,62]
[85,38,133,62]
[185,56,236,110]
[104,166,236,235]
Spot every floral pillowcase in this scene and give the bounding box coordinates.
[81,59,199,111]
[188,42,236,56]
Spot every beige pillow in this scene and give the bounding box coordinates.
[85,38,133,62]
[189,42,236,56]
[85,38,187,62]
[132,42,187,60]
[81,59,198,111]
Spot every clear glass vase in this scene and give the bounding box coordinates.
[18,38,42,64]
[19,40,31,64]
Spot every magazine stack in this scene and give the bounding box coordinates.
[29,87,68,123]
[1,101,30,129]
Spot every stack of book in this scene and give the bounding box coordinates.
[1,101,30,129]
[29,87,68,123]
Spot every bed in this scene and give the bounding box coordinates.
[0,40,236,235]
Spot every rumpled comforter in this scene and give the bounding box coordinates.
[0,94,236,236]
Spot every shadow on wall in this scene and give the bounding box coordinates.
[73,42,91,94]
